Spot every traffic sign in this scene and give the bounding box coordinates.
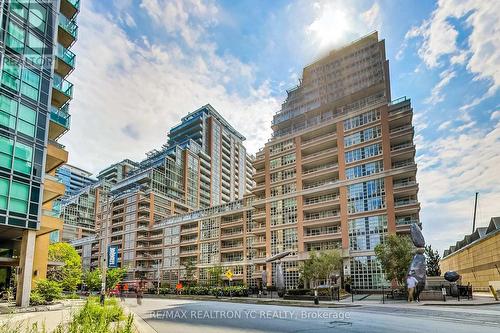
[225,269,233,281]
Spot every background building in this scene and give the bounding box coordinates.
[440,217,500,291]
[55,164,94,195]
[0,0,79,306]
[74,105,255,283]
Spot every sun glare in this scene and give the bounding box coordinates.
[308,5,351,50]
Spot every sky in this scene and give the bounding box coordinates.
[63,0,500,254]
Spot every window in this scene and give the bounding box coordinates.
[9,180,30,214]
[0,178,8,209]
[346,160,383,179]
[347,178,385,213]
[10,0,47,33]
[345,143,382,163]
[13,140,32,174]
[0,134,33,175]
[0,136,14,170]
[6,21,25,53]
[0,94,18,130]
[343,110,380,131]
[17,104,36,137]
[344,126,382,147]
[1,58,40,101]
[349,215,387,251]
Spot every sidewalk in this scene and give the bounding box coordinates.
[138,293,499,308]
[0,300,84,332]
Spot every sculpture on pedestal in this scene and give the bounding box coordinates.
[408,223,426,299]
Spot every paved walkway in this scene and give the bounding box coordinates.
[0,300,83,332]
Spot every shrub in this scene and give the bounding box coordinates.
[34,279,62,303]
[285,289,311,296]
[54,297,130,333]
[29,290,46,306]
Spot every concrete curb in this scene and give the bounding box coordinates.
[0,299,85,314]
[122,303,157,333]
[421,301,500,306]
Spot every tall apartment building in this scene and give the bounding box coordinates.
[60,159,137,242]
[253,32,420,289]
[73,33,419,291]
[55,164,94,194]
[77,105,255,282]
[0,0,79,306]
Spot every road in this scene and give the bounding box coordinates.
[124,298,500,333]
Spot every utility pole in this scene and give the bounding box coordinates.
[472,192,478,233]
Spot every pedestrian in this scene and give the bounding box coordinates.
[119,284,125,302]
[136,287,143,306]
[406,275,418,302]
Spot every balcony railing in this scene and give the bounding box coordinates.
[59,13,78,39]
[50,105,71,129]
[304,210,340,221]
[394,199,418,207]
[390,125,413,134]
[392,160,415,169]
[56,43,76,67]
[393,180,417,189]
[53,74,74,98]
[303,178,338,190]
[391,142,414,152]
[304,193,339,205]
[303,163,338,175]
[396,219,420,226]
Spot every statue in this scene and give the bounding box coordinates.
[408,223,426,299]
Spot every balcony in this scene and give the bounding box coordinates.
[45,140,68,173]
[301,147,338,163]
[55,44,76,77]
[391,142,415,155]
[49,105,71,140]
[303,178,338,190]
[43,175,65,204]
[393,179,418,193]
[303,193,340,211]
[60,0,80,20]
[58,14,78,48]
[52,75,74,108]
[392,160,416,170]
[302,163,338,179]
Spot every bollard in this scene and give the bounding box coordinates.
[337,287,340,302]
[352,288,355,303]
[382,286,385,304]
[314,289,319,305]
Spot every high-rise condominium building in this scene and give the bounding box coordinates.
[73,32,419,291]
[59,159,136,242]
[55,164,94,195]
[252,32,420,289]
[71,105,254,281]
[0,0,79,306]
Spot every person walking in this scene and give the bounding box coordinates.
[136,287,143,306]
[407,275,418,302]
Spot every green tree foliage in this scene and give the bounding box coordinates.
[184,258,196,286]
[207,264,224,287]
[33,279,62,303]
[84,269,102,291]
[106,267,127,291]
[48,242,82,292]
[299,250,342,288]
[425,245,441,276]
[374,235,413,286]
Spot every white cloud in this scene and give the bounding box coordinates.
[490,110,500,120]
[64,0,279,174]
[405,0,500,95]
[418,122,500,253]
[437,120,452,131]
[362,2,382,32]
[140,0,218,48]
[424,69,456,105]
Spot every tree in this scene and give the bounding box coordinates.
[299,250,342,288]
[47,242,82,292]
[106,267,127,291]
[425,245,441,276]
[184,258,196,286]
[83,269,102,292]
[374,235,413,286]
[33,279,62,303]
[207,264,224,287]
